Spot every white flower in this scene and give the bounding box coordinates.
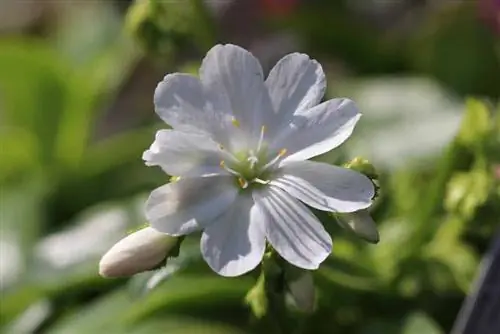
[99,227,177,278]
[143,44,375,277]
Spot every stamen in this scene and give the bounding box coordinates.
[252,178,270,185]
[220,160,243,177]
[218,144,224,150]
[238,177,248,189]
[262,148,287,171]
[170,176,181,183]
[231,117,240,128]
[257,125,266,152]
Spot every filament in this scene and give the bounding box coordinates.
[262,148,287,171]
[252,178,270,185]
[257,125,266,152]
[220,160,242,177]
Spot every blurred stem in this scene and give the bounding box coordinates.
[260,251,295,334]
[191,0,216,49]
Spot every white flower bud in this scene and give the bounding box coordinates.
[336,209,379,244]
[288,271,316,313]
[99,227,177,278]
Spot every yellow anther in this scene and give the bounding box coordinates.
[238,177,248,189]
[279,148,287,156]
[231,117,240,128]
[170,176,181,183]
[261,125,266,133]
[220,160,226,168]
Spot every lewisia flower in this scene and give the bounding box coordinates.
[143,44,375,277]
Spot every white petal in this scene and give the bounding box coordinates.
[199,44,274,140]
[154,73,232,146]
[99,227,177,278]
[271,98,361,163]
[142,130,230,177]
[253,187,332,270]
[335,209,379,243]
[146,176,238,236]
[200,194,266,277]
[270,160,374,213]
[265,53,326,132]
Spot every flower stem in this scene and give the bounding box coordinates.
[262,251,294,334]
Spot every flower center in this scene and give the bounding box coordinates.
[219,124,287,189]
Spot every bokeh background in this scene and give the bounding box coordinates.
[1,0,499,333]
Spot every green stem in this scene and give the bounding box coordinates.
[262,252,294,334]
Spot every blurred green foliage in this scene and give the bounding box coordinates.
[1,0,499,333]
[125,0,214,60]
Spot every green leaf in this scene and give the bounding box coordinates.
[445,169,490,219]
[0,127,38,183]
[0,287,46,327]
[126,317,249,334]
[47,289,132,334]
[0,39,72,166]
[361,320,400,334]
[402,312,443,334]
[457,98,491,148]
[120,275,253,325]
[425,217,479,291]
[319,256,379,291]
[245,272,268,319]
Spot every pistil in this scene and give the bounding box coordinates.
[218,122,287,189]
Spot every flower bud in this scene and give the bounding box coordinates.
[344,157,379,199]
[99,227,177,278]
[344,157,378,181]
[335,209,380,244]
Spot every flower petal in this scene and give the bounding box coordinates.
[265,53,325,132]
[199,44,274,140]
[253,187,332,270]
[154,73,232,145]
[270,160,374,213]
[335,209,380,244]
[146,176,238,236]
[271,98,361,163]
[142,129,230,177]
[201,194,266,277]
